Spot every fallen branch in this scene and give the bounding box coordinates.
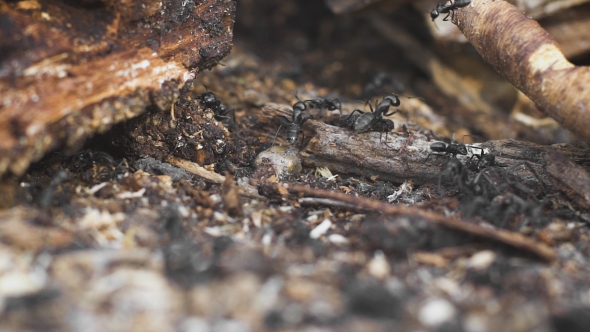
[289,184,557,262]
[455,0,590,145]
[258,103,590,185]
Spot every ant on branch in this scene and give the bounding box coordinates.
[424,135,474,162]
[466,145,546,192]
[198,87,235,122]
[273,100,312,147]
[430,0,471,22]
[465,146,507,172]
[343,93,400,141]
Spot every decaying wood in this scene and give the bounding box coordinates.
[259,103,590,186]
[544,150,590,210]
[290,184,557,262]
[0,0,236,177]
[455,0,590,145]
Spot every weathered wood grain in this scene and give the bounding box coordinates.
[0,0,236,176]
[259,103,590,189]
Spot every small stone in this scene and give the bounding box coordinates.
[467,250,496,270]
[255,146,302,179]
[419,298,456,327]
[310,219,332,239]
[367,250,390,280]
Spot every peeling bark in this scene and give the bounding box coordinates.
[0,0,236,176]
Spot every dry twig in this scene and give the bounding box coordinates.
[289,184,557,261]
[166,157,226,184]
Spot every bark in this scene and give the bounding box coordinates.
[259,103,590,187]
[0,0,236,176]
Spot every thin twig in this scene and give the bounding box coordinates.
[298,197,366,210]
[289,184,557,262]
[166,156,225,183]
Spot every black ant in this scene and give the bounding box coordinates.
[273,100,312,146]
[424,139,469,162]
[437,158,495,197]
[305,98,342,117]
[343,93,400,141]
[198,89,235,122]
[430,0,471,22]
[465,146,507,172]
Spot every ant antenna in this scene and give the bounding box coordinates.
[272,125,283,147]
[433,20,441,31]
[398,94,426,102]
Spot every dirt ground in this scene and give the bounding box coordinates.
[2,1,590,331]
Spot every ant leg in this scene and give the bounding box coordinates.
[226,108,236,122]
[343,109,364,123]
[442,12,451,21]
[299,132,306,151]
[300,115,313,127]
[383,109,399,117]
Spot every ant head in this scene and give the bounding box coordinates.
[457,145,468,155]
[383,94,400,107]
[329,99,341,111]
[293,101,307,113]
[482,153,495,165]
[201,92,217,104]
[430,7,439,21]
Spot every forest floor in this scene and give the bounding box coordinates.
[1,1,590,331]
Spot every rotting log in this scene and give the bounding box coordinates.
[259,103,590,188]
[0,0,236,176]
[455,0,590,146]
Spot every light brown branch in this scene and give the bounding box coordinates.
[166,157,226,184]
[455,0,590,145]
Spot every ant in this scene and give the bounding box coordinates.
[305,98,342,117]
[273,100,312,146]
[343,93,400,141]
[465,146,507,172]
[198,88,235,122]
[437,158,495,197]
[424,138,469,162]
[430,0,471,22]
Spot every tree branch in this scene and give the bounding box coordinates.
[455,0,590,145]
